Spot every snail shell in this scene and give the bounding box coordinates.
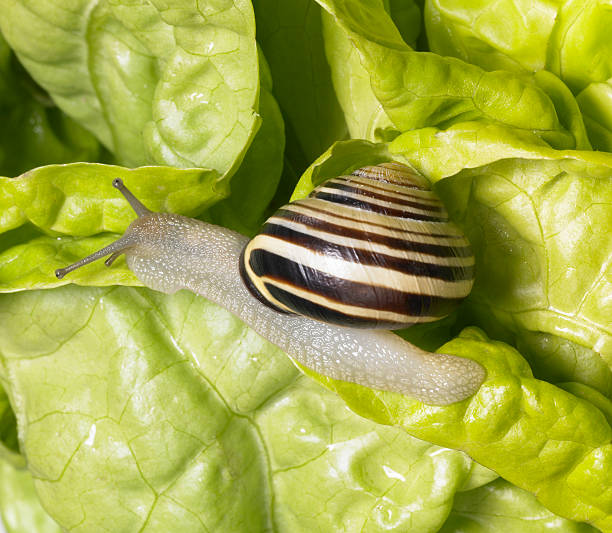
[240,162,475,329]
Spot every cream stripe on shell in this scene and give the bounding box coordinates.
[264,215,475,267]
[314,186,447,218]
[258,277,443,324]
[250,235,474,296]
[241,251,295,314]
[283,200,466,242]
[327,177,443,204]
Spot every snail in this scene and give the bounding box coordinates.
[55,162,485,405]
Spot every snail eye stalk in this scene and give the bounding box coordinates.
[55,178,150,279]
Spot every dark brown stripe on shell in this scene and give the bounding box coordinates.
[311,190,450,222]
[239,247,294,315]
[351,166,429,189]
[263,284,413,329]
[261,222,474,282]
[321,181,445,213]
[273,209,473,259]
[336,176,442,204]
[292,202,465,239]
[248,249,462,320]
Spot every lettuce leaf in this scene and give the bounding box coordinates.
[391,123,612,393]
[0,33,100,176]
[306,326,612,531]
[253,0,348,169]
[0,0,260,175]
[321,9,396,141]
[207,52,286,236]
[0,285,498,532]
[0,460,61,533]
[314,0,589,150]
[426,0,612,151]
[0,164,222,290]
[0,385,21,468]
[440,479,598,533]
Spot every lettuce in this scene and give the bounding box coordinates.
[0,460,61,533]
[0,0,260,175]
[440,479,598,533]
[425,0,612,151]
[0,0,610,531]
[316,0,591,150]
[391,124,612,394]
[0,34,100,177]
[253,0,348,169]
[0,286,492,531]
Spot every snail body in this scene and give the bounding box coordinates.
[55,163,485,405]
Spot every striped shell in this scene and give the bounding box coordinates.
[239,162,474,329]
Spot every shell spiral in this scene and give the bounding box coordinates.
[240,162,475,329]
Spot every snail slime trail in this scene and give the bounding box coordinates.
[55,164,486,405]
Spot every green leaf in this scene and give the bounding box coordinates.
[320,0,422,141]
[427,0,612,95]
[515,332,612,400]
[0,460,61,533]
[441,479,598,533]
[0,33,100,176]
[386,0,422,49]
[0,163,222,290]
[0,384,21,468]
[390,123,612,392]
[577,80,612,152]
[0,0,260,174]
[207,52,285,236]
[425,0,612,150]
[253,0,348,167]
[425,0,558,74]
[0,285,488,532]
[557,382,612,429]
[321,10,396,141]
[314,0,586,150]
[309,327,612,531]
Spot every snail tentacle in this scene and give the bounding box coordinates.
[55,179,147,279]
[55,235,135,279]
[112,178,151,217]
